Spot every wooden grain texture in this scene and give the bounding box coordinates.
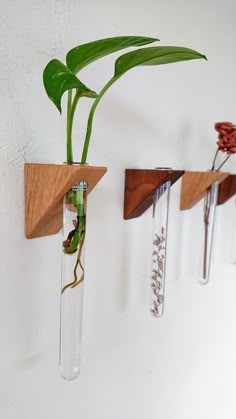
[180,171,229,210]
[25,163,107,238]
[217,174,236,205]
[124,169,184,219]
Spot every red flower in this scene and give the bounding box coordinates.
[215,121,235,136]
[211,121,236,170]
[217,130,236,154]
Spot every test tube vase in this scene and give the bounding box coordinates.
[124,168,184,316]
[201,181,219,284]
[217,174,236,265]
[151,180,171,316]
[60,181,87,380]
[180,171,229,284]
[24,163,107,380]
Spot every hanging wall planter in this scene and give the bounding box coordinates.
[25,163,107,380]
[33,36,205,379]
[124,168,184,316]
[180,122,236,283]
[180,171,229,284]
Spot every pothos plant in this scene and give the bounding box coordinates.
[43,36,206,277]
[43,36,207,165]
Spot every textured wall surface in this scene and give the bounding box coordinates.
[0,0,236,418]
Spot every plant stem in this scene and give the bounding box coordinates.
[211,148,231,171]
[81,76,120,164]
[210,148,219,171]
[66,89,81,164]
[203,192,210,279]
[203,220,208,279]
[66,90,72,163]
[216,154,231,171]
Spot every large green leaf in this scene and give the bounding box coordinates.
[66,36,159,74]
[114,46,207,77]
[43,59,97,112]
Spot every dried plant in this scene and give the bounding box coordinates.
[151,228,166,316]
[211,121,236,171]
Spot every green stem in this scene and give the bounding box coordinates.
[66,89,81,164]
[66,90,72,163]
[81,76,120,164]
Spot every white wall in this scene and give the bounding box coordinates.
[1,0,236,418]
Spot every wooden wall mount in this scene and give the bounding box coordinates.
[180,171,229,210]
[25,163,107,239]
[217,174,236,205]
[124,169,184,219]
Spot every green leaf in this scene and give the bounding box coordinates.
[114,46,207,77]
[66,36,159,74]
[80,45,207,163]
[43,59,97,112]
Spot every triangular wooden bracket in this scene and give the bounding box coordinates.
[25,163,107,239]
[217,174,236,205]
[124,169,184,219]
[180,171,229,210]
